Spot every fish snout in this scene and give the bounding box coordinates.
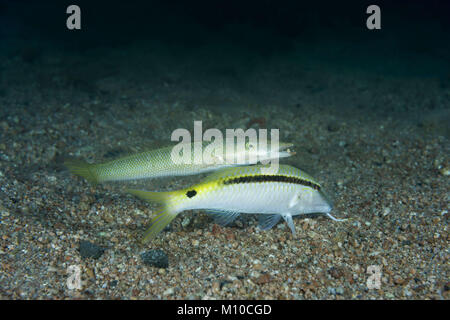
[311,190,333,213]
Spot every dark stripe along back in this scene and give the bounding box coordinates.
[222,174,321,191]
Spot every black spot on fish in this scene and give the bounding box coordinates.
[186,190,197,198]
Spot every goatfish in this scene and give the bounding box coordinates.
[127,164,345,243]
[65,140,294,184]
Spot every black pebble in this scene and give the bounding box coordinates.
[79,240,105,259]
[109,280,118,288]
[141,249,169,268]
[327,121,341,132]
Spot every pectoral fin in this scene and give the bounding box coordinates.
[282,213,297,237]
[258,214,282,230]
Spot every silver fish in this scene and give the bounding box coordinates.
[128,164,345,242]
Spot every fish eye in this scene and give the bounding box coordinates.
[245,142,255,150]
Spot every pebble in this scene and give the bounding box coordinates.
[403,287,412,297]
[133,208,145,216]
[253,263,262,270]
[141,249,169,268]
[307,231,318,239]
[163,288,174,296]
[255,273,272,285]
[440,167,450,176]
[327,121,341,132]
[181,217,191,227]
[47,266,58,272]
[86,268,95,279]
[79,241,105,259]
[212,281,220,292]
[328,267,344,279]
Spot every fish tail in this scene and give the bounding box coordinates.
[127,189,180,243]
[64,159,99,184]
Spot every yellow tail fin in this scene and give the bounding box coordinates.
[127,189,180,243]
[64,159,99,184]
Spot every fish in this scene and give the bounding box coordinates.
[65,140,294,184]
[127,164,345,242]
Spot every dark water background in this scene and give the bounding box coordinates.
[0,0,449,152]
[1,0,449,107]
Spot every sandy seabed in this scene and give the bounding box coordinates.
[0,38,448,299]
